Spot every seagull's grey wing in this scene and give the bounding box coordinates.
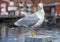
[15,14,39,27]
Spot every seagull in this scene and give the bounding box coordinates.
[14,3,45,27]
[14,3,45,36]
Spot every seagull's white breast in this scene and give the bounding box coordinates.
[32,13,44,27]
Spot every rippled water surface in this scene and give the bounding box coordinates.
[0,27,60,42]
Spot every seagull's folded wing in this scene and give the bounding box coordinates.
[15,14,39,27]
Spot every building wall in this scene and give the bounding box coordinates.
[0,0,60,15]
[0,0,9,12]
[43,0,55,4]
[56,5,60,14]
[43,0,60,16]
[55,0,60,15]
[56,0,60,2]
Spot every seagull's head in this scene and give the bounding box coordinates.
[38,3,45,16]
[38,3,43,10]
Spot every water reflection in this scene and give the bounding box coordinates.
[0,27,60,42]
